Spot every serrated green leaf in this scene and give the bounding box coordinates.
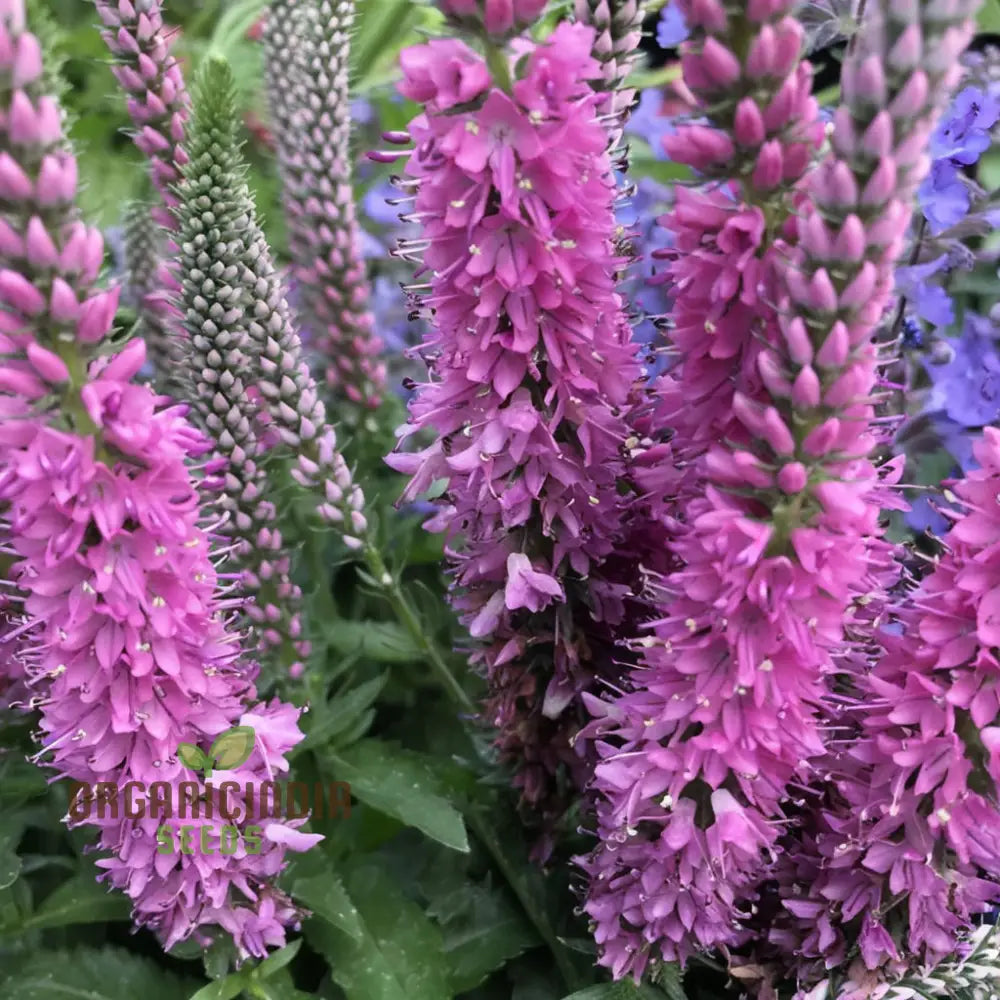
[187,974,246,1000]
[208,726,256,772]
[0,946,194,1000]
[429,883,539,992]
[305,862,452,1000]
[325,621,423,663]
[287,853,364,941]
[652,963,688,1000]
[300,674,388,751]
[8,872,131,933]
[328,740,469,852]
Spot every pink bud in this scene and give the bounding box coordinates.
[36,153,77,206]
[0,152,32,200]
[777,462,808,494]
[840,261,878,311]
[752,140,783,190]
[77,287,119,344]
[861,111,894,159]
[687,0,727,32]
[843,56,886,109]
[758,349,792,397]
[832,215,866,261]
[887,24,922,72]
[49,278,79,321]
[802,418,841,457]
[814,480,866,519]
[0,268,45,315]
[861,159,898,206]
[762,406,795,455]
[25,216,58,268]
[792,365,821,408]
[816,322,850,368]
[12,33,42,87]
[799,212,832,260]
[0,365,46,398]
[700,38,741,88]
[782,317,814,365]
[824,363,869,408]
[26,342,70,383]
[734,98,766,147]
[746,26,776,79]
[102,337,147,382]
[771,18,803,76]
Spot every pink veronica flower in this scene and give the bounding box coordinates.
[0,2,318,957]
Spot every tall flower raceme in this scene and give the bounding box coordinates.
[772,439,1000,995]
[578,0,829,980]
[122,199,187,391]
[94,0,190,394]
[383,23,646,829]
[573,0,646,127]
[264,0,386,410]
[175,54,368,552]
[739,0,979,990]
[0,1,319,957]
[174,60,311,678]
[579,0,978,981]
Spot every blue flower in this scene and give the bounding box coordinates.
[895,255,954,328]
[929,86,999,164]
[917,160,970,234]
[625,90,675,160]
[656,2,688,48]
[925,314,1000,428]
[362,180,402,227]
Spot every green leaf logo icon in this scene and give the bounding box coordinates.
[177,743,209,773]
[205,726,256,778]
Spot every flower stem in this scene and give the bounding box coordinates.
[362,541,476,715]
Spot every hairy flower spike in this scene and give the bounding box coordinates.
[175,62,311,677]
[573,0,645,120]
[264,0,386,409]
[0,2,318,957]
[94,0,189,227]
[387,24,644,838]
[122,200,187,394]
[184,58,367,548]
[94,0,190,392]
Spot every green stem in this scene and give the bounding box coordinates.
[362,541,476,715]
[485,42,513,94]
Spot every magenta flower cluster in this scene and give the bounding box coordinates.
[390,0,997,994]
[386,22,644,825]
[0,0,317,958]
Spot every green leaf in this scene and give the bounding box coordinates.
[327,740,469,853]
[652,963,688,1000]
[0,946,194,1000]
[286,853,365,942]
[0,814,24,891]
[177,742,209,772]
[300,674,388,751]
[208,725,257,772]
[187,975,246,1000]
[325,620,423,663]
[979,0,1000,32]
[428,884,539,992]
[11,872,131,933]
[253,939,302,981]
[305,862,452,1000]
